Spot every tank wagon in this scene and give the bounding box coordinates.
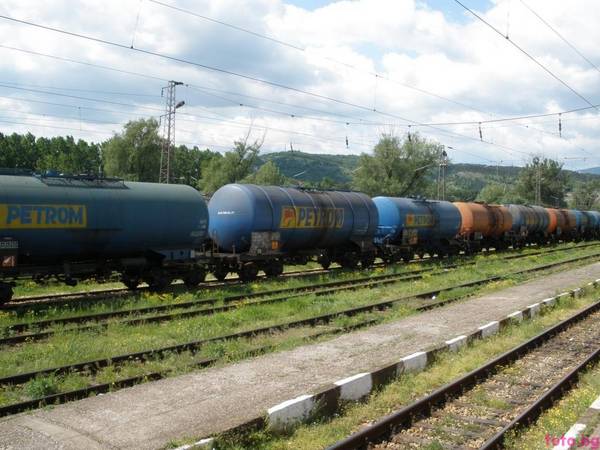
[499,204,555,246]
[545,208,563,238]
[453,202,512,251]
[585,211,600,238]
[0,172,209,303]
[207,184,378,281]
[372,196,461,261]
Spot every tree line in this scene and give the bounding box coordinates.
[1,118,598,209]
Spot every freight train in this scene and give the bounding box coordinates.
[1,172,599,304]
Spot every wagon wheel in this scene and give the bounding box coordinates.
[212,267,229,282]
[146,269,171,291]
[264,261,284,278]
[238,263,259,282]
[317,255,331,270]
[0,284,13,306]
[122,274,141,290]
[340,254,358,269]
[401,252,412,263]
[360,255,375,268]
[183,269,206,288]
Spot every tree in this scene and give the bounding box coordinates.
[172,145,219,186]
[476,183,506,204]
[36,136,101,175]
[199,131,263,194]
[102,118,161,182]
[571,181,600,210]
[514,157,568,206]
[0,132,39,170]
[352,133,444,197]
[244,161,286,185]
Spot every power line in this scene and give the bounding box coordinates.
[148,0,487,115]
[1,13,593,163]
[519,0,600,76]
[0,80,160,97]
[144,1,596,160]
[453,0,596,108]
[0,44,166,83]
[2,43,596,130]
[0,13,533,158]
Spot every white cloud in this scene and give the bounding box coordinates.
[0,0,598,169]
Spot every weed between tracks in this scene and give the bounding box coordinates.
[503,363,600,450]
[206,290,600,450]
[0,242,597,412]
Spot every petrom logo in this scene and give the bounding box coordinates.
[405,214,434,228]
[0,204,87,229]
[280,206,344,229]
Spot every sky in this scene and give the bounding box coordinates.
[0,0,599,170]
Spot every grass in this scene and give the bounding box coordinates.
[203,289,600,450]
[1,241,596,328]
[504,363,600,450]
[0,242,597,412]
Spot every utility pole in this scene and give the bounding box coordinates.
[437,150,448,201]
[534,159,542,205]
[159,80,185,184]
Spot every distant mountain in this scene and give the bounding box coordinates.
[259,151,360,184]
[579,167,600,175]
[256,151,600,199]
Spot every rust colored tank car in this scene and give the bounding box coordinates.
[453,202,512,239]
[545,208,564,235]
[559,209,577,234]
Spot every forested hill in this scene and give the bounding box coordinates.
[259,152,360,184]
[259,151,599,197]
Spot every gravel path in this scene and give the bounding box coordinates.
[1,262,600,450]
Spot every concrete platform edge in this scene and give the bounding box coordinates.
[199,278,600,445]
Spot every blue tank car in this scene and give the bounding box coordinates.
[208,184,378,278]
[0,172,209,302]
[585,211,600,237]
[372,196,461,261]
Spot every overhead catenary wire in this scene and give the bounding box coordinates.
[1,43,597,129]
[519,0,600,76]
[145,0,597,159]
[0,13,594,165]
[0,86,376,149]
[147,0,488,115]
[0,13,536,159]
[453,0,596,108]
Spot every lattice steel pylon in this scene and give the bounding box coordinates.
[437,150,448,201]
[159,80,184,183]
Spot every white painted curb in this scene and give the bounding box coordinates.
[507,310,524,322]
[267,394,315,431]
[445,335,467,352]
[256,282,598,435]
[478,321,500,338]
[334,373,372,401]
[528,302,541,317]
[173,438,214,450]
[552,423,586,450]
[400,351,427,373]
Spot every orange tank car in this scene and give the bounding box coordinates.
[453,202,512,238]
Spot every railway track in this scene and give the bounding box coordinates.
[0,267,437,345]
[328,298,600,450]
[2,246,597,346]
[6,241,598,309]
[0,252,597,417]
[5,265,338,308]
